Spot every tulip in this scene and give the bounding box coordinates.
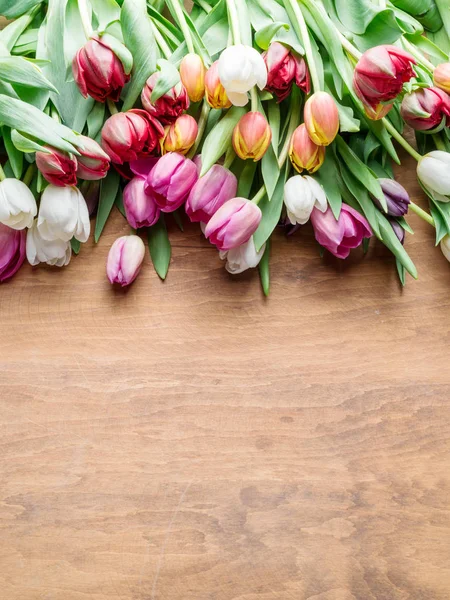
[101,110,165,164]
[289,124,325,174]
[372,178,410,217]
[401,87,450,131]
[364,102,393,121]
[37,185,90,242]
[0,179,37,230]
[75,135,111,180]
[73,36,131,103]
[185,164,237,223]
[353,45,416,110]
[310,204,372,259]
[163,114,198,155]
[0,223,26,282]
[390,220,405,245]
[263,42,310,102]
[304,92,339,146]
[204,197,262,251]
[26,219,72,267]
[141,73,189,125]
[232,112,272,161]
[180,54,206,102]
[417,151,450,199]
[284,175,327,225]
[219,236,266,275]
[440,235,450,262]
[123,177,160,229]
[145,152,198,212]
[36,146,78,187]
[205,61,232,109]
[434,63,450,94]
[218,45,268,107]
[107,235,146,287]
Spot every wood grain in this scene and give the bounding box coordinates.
[1,154,450,600]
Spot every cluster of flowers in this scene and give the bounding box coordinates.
[0,0,450,290]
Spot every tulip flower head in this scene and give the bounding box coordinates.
[284,175,327,225]
[142,73,189,125]
[232,112,272,161]
[440,235,450,262]
[390,219,405,245]
[101,110,165,164]
[353,45,416,111]
[311,204,372,259]
[123,177,160,229]
[37,185,90,243]
[107,235,146,287]
[36,146,78,187]
[218,45,268,107]
[204,197,262,251]
[145,152,198,213]
[205,61,232,109]
[401,87,450,131]
[0,223,26,282]
[417,151,450,200]
[75,136,111,180]
[180,54,206,103]
[26,219,72,267]
[186,164,237,223]
[434,63,450,94]
[373,178,410,217]
[289,124,325,174]
[73,36,131,103]
[363,102,393,121]
[263,42,310,102]
[0,179,37,230]
[163,114,198,155]
[219,236,266,275]
[304,92,340,146]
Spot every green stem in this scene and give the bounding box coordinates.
[433,134,446,152]
[78,0,93,39]
[284,0,320,92]
[382,118,422,162]
[169,0,195,54]
[0,163,6,182]
[195,0,212,13]
[250,87,259,113]
[226,0,241,45]
[187,100,210,159]
[336,29,362,60]
[410,201,435,227]
[22,164,35,187]
[223,146,236,170]
[252,185,266,205]
[107,98,119,115]
[278,89,302,168]
[150,20,172,60]
[402,38,435,73]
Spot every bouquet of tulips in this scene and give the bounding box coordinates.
[0,0,450,292]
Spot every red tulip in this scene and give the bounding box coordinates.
[141,73,189,125]
[36,147,78,187]
[76,135,111,180]
[401,87,450,131]
[263,42,310,102]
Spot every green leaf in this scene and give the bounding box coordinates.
[11,129,50,154]
[255,22,290,50]
[396,258,406,286]
[12,28,39,56]
[0,56,58,92]
[397,216,414,235]
[148,215,171,280]
[95,169,120,243]
[87,102,106,140]
[99,32,133,75]
[259,240,270,296]
[261,144,280,200]
[236,160,258,198]
[151,59,180,103]
[90,0,121,30]
[2,127,24,179]
[172,209,184,232]
[71,237,81,255]
[339,164,381,237]
[0,0,42,18]
[200,106,246,176]
[316,153,342,219]
[247,0,304,55]
[115,187,126,218]
[335,101,360,133]
[404,32,448,63]
[254,165,288,252]
[0,11,39,52]
[362,115,400,164]
[434,0,450,40]
[268,101,281,154]
[377,213,418,278]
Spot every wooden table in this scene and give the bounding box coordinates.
[1,155,450,599]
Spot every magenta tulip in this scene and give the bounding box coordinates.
[263,42,310,102]
[186,164,237,223]
[36,147,78,187]
[123,177,160,229]
[401,87,450,131]
[76,135,111,180]
[310,204,372,259]
[145,152,198,212]
[107,235,146,287]
[204,197,262,251]
[0,223,26,282]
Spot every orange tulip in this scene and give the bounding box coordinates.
[434,62,450,94]
[289,124,325,173]
[180,53,206,103]
[232,112,272,161]
[205,61,232,109]
[304,91,339,146]
[163,114,198,155]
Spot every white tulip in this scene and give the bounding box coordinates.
[0,178,37,230]
[37,185,90,242]
[284,175,327,225]
[218,45,268,107]
[441,235,450,262]
[219,237,265,274]
[26,219,72,267]
[417,151,450,200]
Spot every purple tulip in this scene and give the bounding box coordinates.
[185,164,238,223]
[124,177,160,229]
[145,152,198,213]
[374,179,410,217]
[204,197,262,251]
[0,223,26,282]
[390,219,405,245]
[310,204,372,259]
[107,235,146,287]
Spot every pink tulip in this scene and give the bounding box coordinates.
[0,223,26,282]
[263,42,310,102]
[141,73,189,124]
[145,152,198,212]
[204,197,262,251]
[123,177,160,229]
[186,164,237,223]
[107,235,146,287]
[73,36,130,103]
[76,135,111,180]
[310,204,372,259]
[36,146,78,187]
[401,87,450,131]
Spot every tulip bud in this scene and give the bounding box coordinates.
[204,61,231,109]
[401,87,450,131]
[390,219,405,245]
[36,146,78,187]
[440,234,450,262]
[26,219,72,267]
[304,92,339,146]
[232,112,272,161]
[0,223,26,282]
[75,135,111,181]
[163,114,198,155]
[372,178,410,217]
[141,73,189,125]
[263,42,310,102]
[145,152,198,212]
[218,45,268,107]
[0,179,37,230]
[289,124,325,174]
[38,185,90,243]
[220,237,266,275]
[417,151,450,199]
[353,45,416,110]
[434,63,450,94]
[107,235,146,287]
[180,54,206,103]
[73,36,131,103]
[310,204,372,259]
[101,109,165,164]
[123,177,160,229]
[284,175,327,225]
[204,197,262,251]
[186,164,237,223]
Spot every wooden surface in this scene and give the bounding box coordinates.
[1,156,450,600]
